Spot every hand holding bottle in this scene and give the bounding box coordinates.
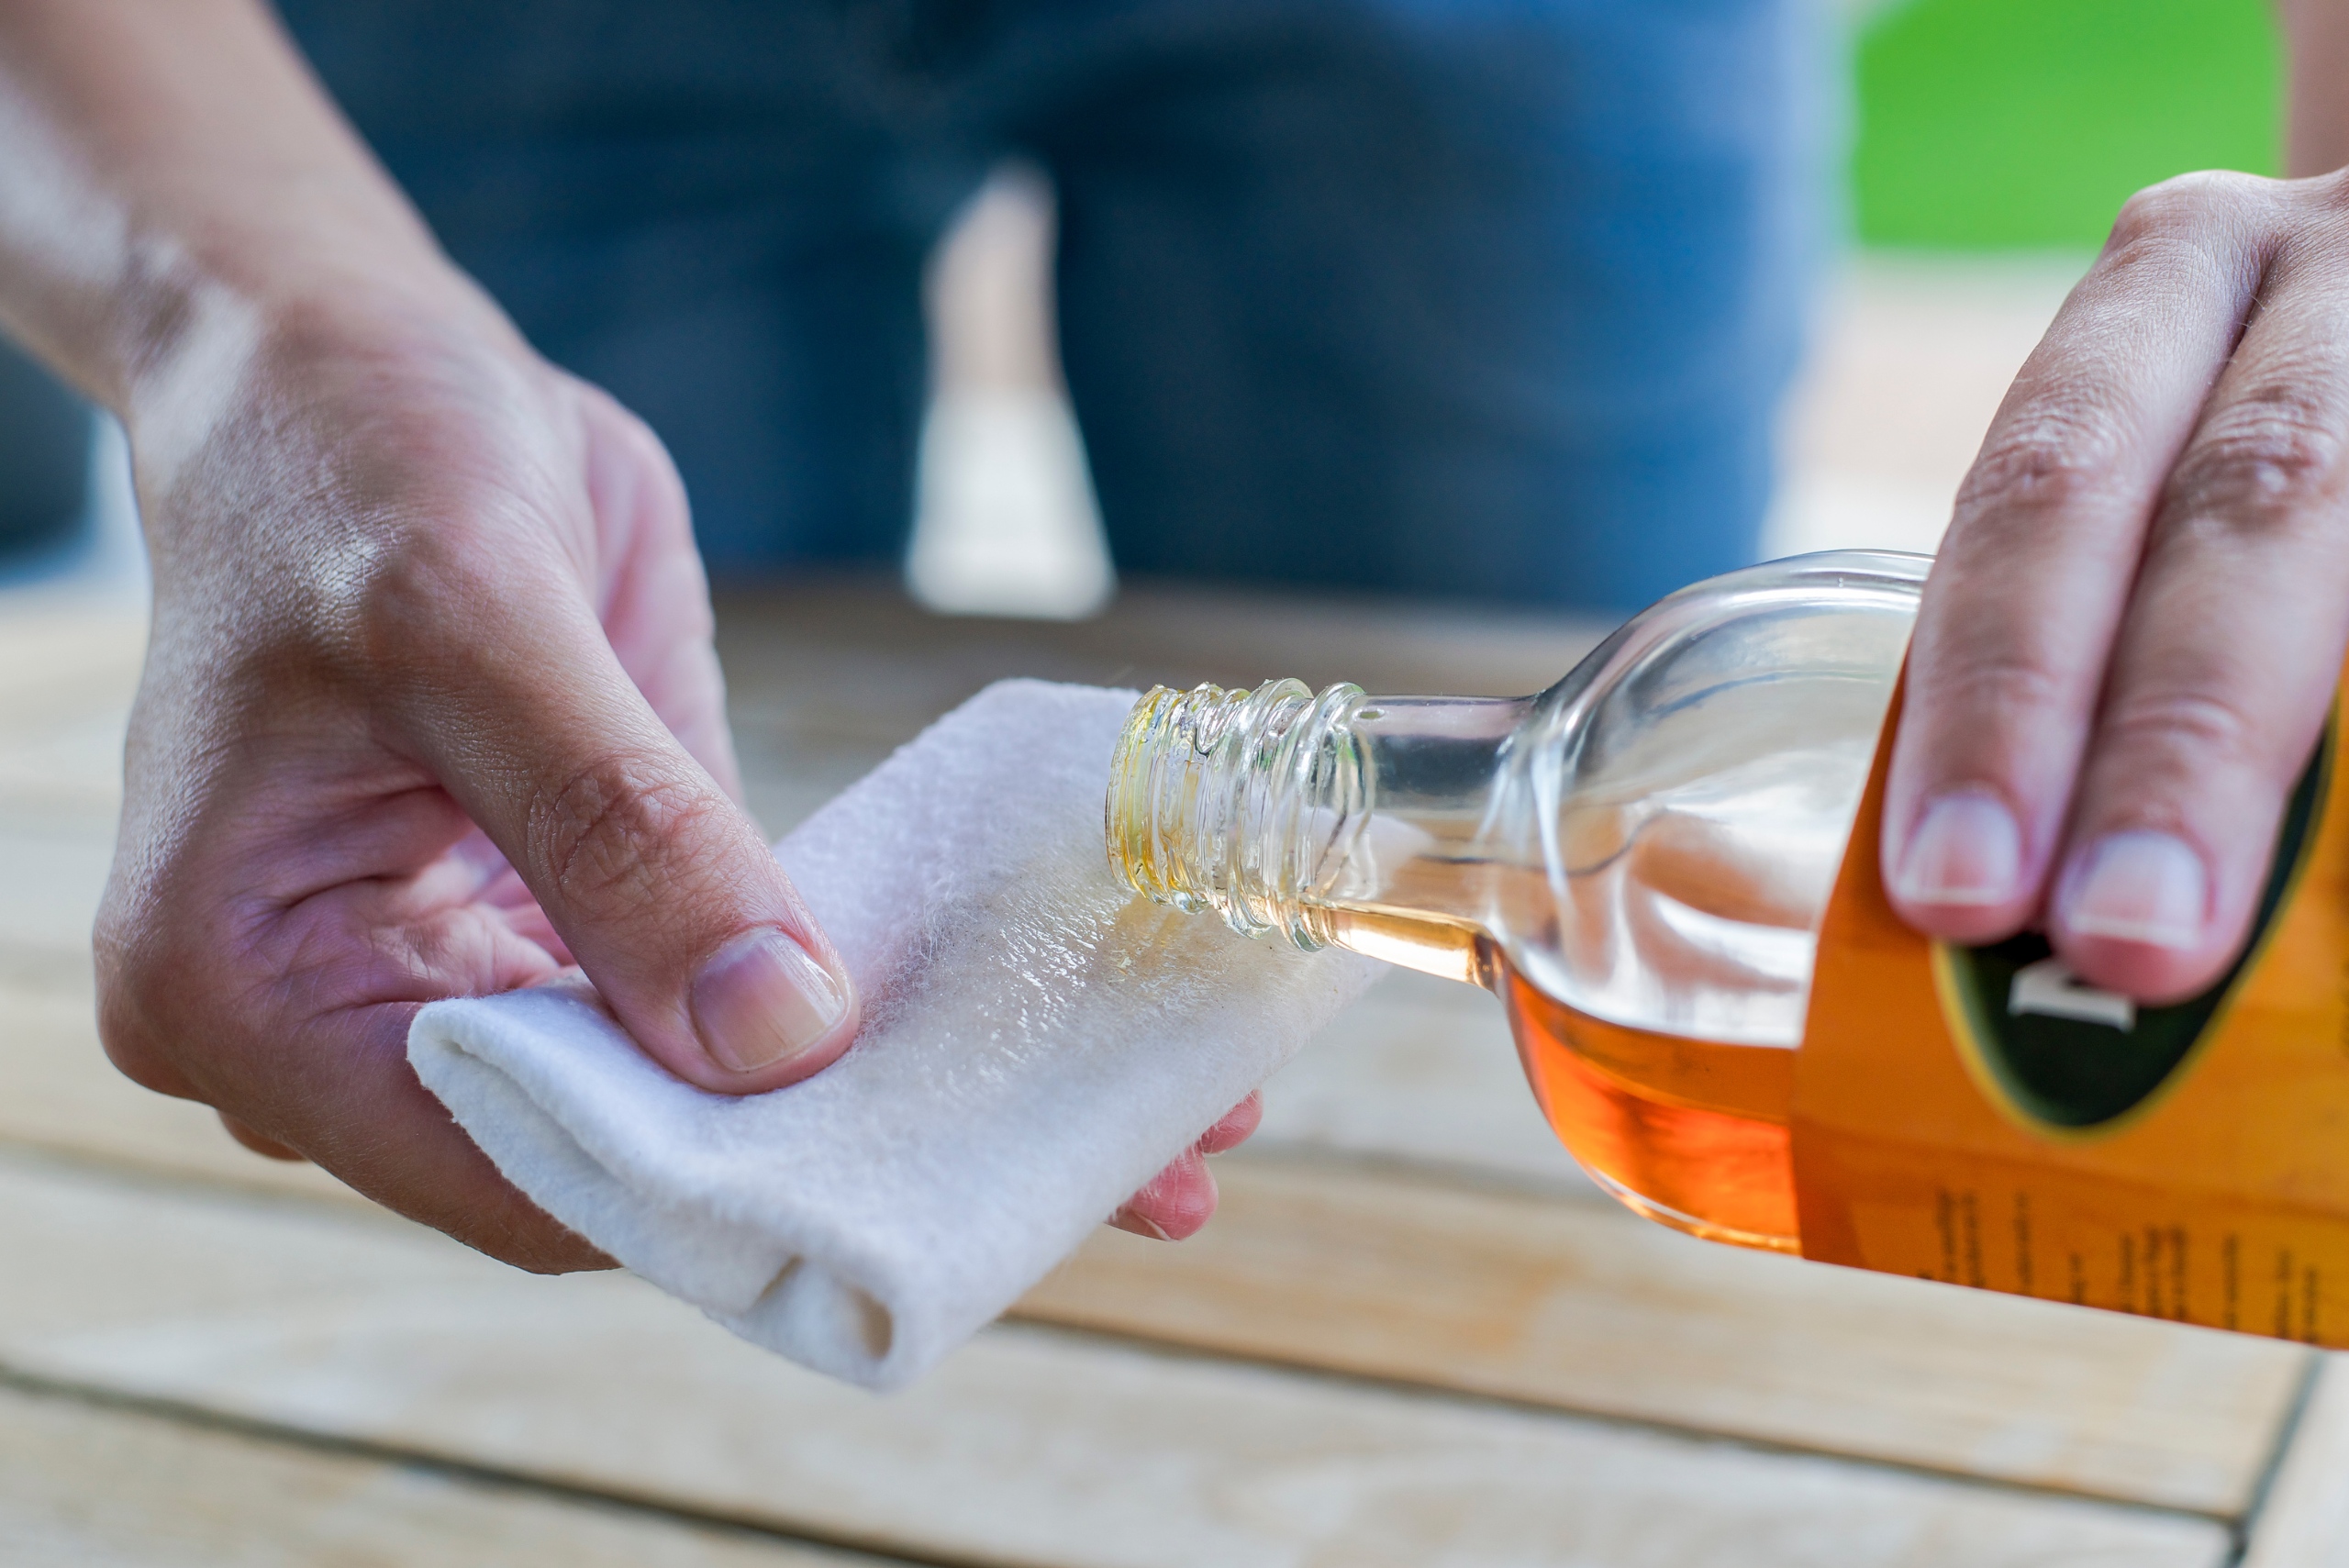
[1887,166,2349,1004]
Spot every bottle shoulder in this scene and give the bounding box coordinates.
[1482,552,1925,1045]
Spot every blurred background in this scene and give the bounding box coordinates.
[7,4,2346,1567]
[0,0,2290,616]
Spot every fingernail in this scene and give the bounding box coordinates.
[1894,792,2022,907]
[1111,1208,1174,1241]
[691,929,847,1074]
[2062,831,2208,951]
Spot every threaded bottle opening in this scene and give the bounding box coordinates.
[1105,678,1368,949]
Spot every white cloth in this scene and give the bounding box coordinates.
[408,679,1383,1390]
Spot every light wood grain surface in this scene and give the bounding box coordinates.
[1025,1158,2308,1516]
[2242,1358,2349,1568]
[0,583,2333,1564]
[0,1156,2241,1568]
[0,1380,882,1568]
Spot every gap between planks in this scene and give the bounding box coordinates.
[0,968,2305,1521]
[0,1370,910,1568]
[0,1149,2235,1568]
[2236,1353,2349,1568]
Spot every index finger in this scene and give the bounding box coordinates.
[1883,173,2275,949]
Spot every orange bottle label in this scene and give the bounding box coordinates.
[1794,687,2349,1343]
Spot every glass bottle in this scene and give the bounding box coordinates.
[1104,550,1926,1254]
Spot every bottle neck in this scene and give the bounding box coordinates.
[1106,679,1367,948]
[1105,679,1529,982]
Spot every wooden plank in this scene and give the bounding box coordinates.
[710,579,1604,839]
[0,580,1599,837]
[0,827,117,970]
[0,968,2305,1518]
[1252,967,1590,1194]
[0,1380,886,1566]
[0,605,140,839]
[0,1151,2231,1568]
[0,604,143,725]
[0,973,354,1205]
[714,577,1604,713]
[1019,1156,2310,1518]
[0,713,127,827]
[2239,1356,2349,1568]
[0,609,136,970]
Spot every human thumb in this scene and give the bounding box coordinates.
[402,590,859,1093]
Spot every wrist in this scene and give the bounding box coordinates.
[113,200,530,495]
[115,184,494,407]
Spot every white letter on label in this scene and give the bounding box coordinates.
[2007,956,2137,1032]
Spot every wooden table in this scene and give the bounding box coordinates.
[0,580,2342,1566]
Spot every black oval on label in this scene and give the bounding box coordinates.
[1940,729,2332,1130]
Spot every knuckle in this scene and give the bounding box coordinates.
[2097,686,2263,777]
[2107,170,2264,250]
[315,481,578,682]
[2164,389,2345,533]
[95,955,194,1099]
[351,531,466,648]
[95,896,169,1089]
[345,531,513,681]
[2306,164,2349,213]
[526,754,723,915]
[97,1019,179,1096]
[1956,402,2131,526]
[1917,646,2070,729]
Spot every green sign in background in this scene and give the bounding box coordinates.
[1854,0,2281,250]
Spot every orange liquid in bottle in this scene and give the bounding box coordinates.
[1501,966,1799,1253]
[1318,877,1805,1255]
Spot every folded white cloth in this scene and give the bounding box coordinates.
[408,679,1382,1390]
